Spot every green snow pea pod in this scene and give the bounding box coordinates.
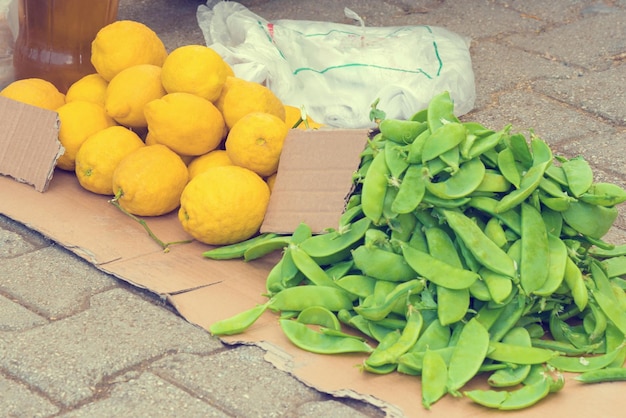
[297,306,341,330]
[352,245,417,282]
[468,196,521,235]
[421,191,471,208]
[436,286,470,326]
[562,201,618,239]
[562,155,593,197]
[589,243,626,258]
[209,302,270,336]
[604,255,626,278]
[279,319,373,354]
[298,216,371,265]
[426,91,459,131]
[538,193,572,212]
[361,150,389,224]
[406,128,430,164]
[576,367,626,383]
[410,108,428,122]
[354,279,424,321]
[265,247,303,294]
[268,286,354,312]
[384,142,410,179]
[339,204,363,229]
[202,233,280,260]
[466,125,511,160]
[520,203,550,294]
[381,182,400,220]
[439,146,460,174]
[421,348,448,409]
[366,307,423,367]
[324,259,354,281]
[480,267,513,304]
[586,300,608,343]
[397,347,455,375]
[541,207,563,237]
[390,212,418,242]
[548,344,626,373]
[483,217,508,248]
[593,288,626,336]
[495,137,553,213]
[489,294,526,342]
[475,303,506,331]
[487,341,558,364]
[361,330,401,374]
[411,319,452,352]
[401,243,479,289]
[475,169,512,193]
[539,176,567,198]
[335,274,377,298]
[534,234,568,296]
[447,317,491,396]
[242,235,293,261]
[579,182,626,206]
[506,132,533,168]
[564,256,588,312]
[497,147,521,189]
[425,157,486,199]
[488,327,532,387]
[421,122,467,163]
[605,322,626,367]
[498,376,552,410]
[441,209,517,278]
[379,118,428,144]
[531,338,602,356]
[290,245,339,288]
[545,163,569,186]
[391,164,427,214]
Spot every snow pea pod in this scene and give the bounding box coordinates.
[563,255,588,312]
[391,164,426,214]
[425,157,486,199]
[242,235,293,261]
[209,302,269,336]
[480,267,513,304]
[562,201,618,239]
[426,91,459,131]
[506,132,533,168]
[411,319,451,352]
[279,319,374,354]
[489,293,526,342]
[497,147,521,189]
[441,209,517,278]
[579,182,626,206]
[421,349,448,409]
[385,142,410,179]
[468,196,521,235]
[593,288,626,336]
[265,247,303,294]
[290,245,339,288]
[406,129,430,164]
[576,367,626,383]
[466,125,510,160]
[534,234,567,296]
[297,306,342,331]
[354,279,424,321]
[352,245,417,282]
[483,217,508,248]
[379,118,428,144]
[268,286,354,312]
[335,274,377,298]
[202,233,280,260]
[361,150,389,224]
[447,317,490,396]
[487,341,558,364]
[421,122,467,163]
[520,203,549,294]
[548,344,626,373]
[298,216,371,265]
[401,243,479,289]
[562,155,593,197]
[366,307,423,367]
[475,169,512,193]
[488,327,532,387]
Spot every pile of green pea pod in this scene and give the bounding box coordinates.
[204,91,626,411]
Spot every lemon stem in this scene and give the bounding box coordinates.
[109,190,192,252]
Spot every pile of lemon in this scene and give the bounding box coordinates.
[0,20,321,246]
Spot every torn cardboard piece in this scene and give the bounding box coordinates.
[0,96,62,192]
[260,128,368,234]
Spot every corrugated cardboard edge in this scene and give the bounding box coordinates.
[0,96,63,192]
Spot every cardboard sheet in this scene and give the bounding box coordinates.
[1,101,625,417]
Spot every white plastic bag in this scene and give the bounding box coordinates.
[197,1,476,129]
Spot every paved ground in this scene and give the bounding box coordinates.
[1,0,625,416]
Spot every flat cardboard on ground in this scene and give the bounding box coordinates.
[1,100,624,418]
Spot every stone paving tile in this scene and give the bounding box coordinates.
[505,7,626,70]
[150,347,384,417]
[0,246,118,319]
[0,373,59,418]
[296,399,374,418]
[462,90,615,146]
[493,0,590,24]
[469,39,581,109]
[0,215,50,258]
[0,295,48,331]
[0,288,223,408]
[533,65,626,125]
[58,372,228,418]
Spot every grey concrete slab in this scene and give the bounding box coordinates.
[0,295,48,331]
[0,288,223,407]
[0,373,59,418]
[58,372,228,418]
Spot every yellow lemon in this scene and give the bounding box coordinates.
[56,101,117,171]
[178,165,270,245]
[225,112,288,177]
[144,92,225,156]
[216,76,285,130]
[284,104,323,130]
[0,78,65,110]
[75,126,145,195]
[105,64,166,128]
[187,149,233,180]
[161,44,228,102]
[112,144,189,217]
[65,73,109,106]
[91,20,168,82]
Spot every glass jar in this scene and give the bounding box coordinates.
[13,0,119,93]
